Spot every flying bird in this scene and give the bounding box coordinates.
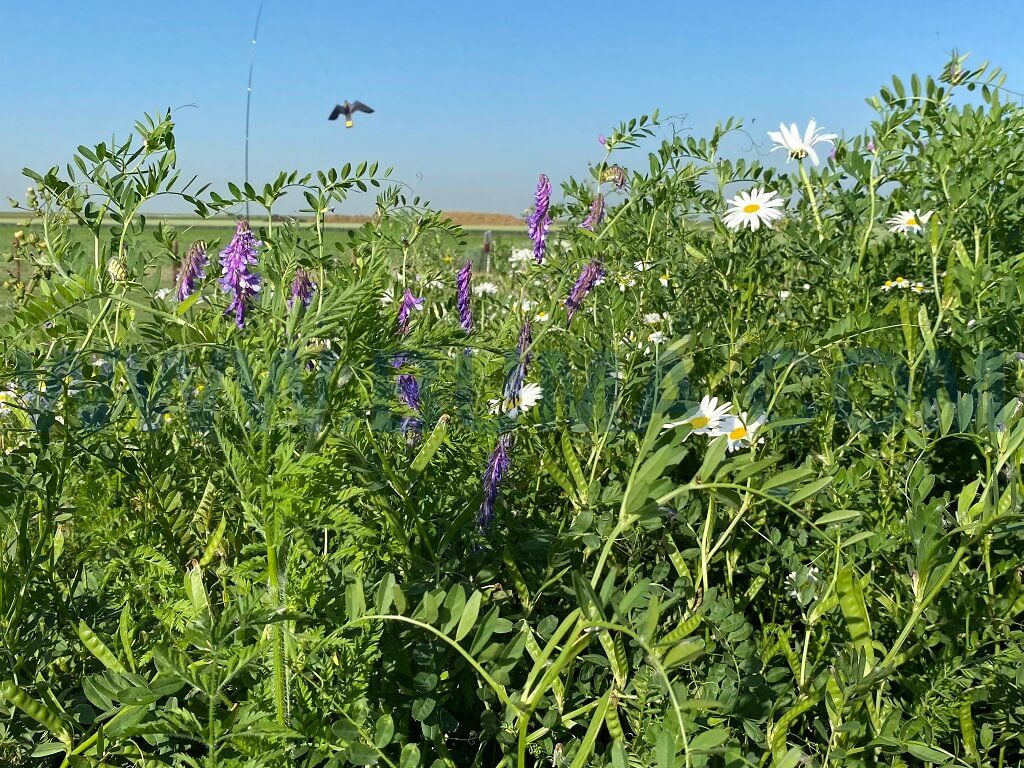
[329,100,374,128]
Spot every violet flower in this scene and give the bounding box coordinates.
[397,289,425,336]
[565,260,604,325]
[219,221,262,328]
[580,194,605,231]
[526,174,552,263]
[503,319,532,405]
[397,372,422,434]
[288,267,316,310]
[176,240,208,302]
[478,433,512,529]
[457,261,473,332]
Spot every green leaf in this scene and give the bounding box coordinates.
[837,564,874,669]
[400,743,421,768]
[455,591,483,642]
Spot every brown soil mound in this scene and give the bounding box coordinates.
[324,211,522,227]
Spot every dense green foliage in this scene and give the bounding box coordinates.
[1,56,1023,767]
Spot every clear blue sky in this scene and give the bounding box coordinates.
[2,1,1023,215]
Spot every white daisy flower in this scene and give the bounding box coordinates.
[663,395,732,435]
[473,282,499,296]
[720,411,767,452]
[767,119,838,166]
[510,248,534,264]
[880,279,895,292]
[723,188,785,231]
[634,260,652,272]
[643,312,663,324]
[802,283,811,291]
[520,299,537,311]
[910,281,926,293]
[647,330,665,346]
[533,310,550,323]
[887,210,933,234]
[659,271,671,288]
[778,290,791,300]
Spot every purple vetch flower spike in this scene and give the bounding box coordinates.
[219,221,262,328]
[397,372,422,434]
[598,134,606,145]
[397,289,425,335]
[503,319,532,404]
[457,261,473,331]
[565,259,605,325]
[867,139,876,153]
[288,267,316,310]
[580,194,605,231]
[478,432,512,529]
[176,240,208,302]
[526,174,552,263]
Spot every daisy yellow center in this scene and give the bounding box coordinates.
[690,415,710,429]
[906,218,918,227]
[728,424,748,440]
[742,203,761,214]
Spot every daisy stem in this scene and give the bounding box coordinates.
[798,163,824,240]
[856,157,877,274]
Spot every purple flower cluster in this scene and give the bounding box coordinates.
[397,372,422,434]
[176,241,208,302]
[526,174,552,264]
[288,267,316,310]
[565,260,604,325]
[503,319,532,405]
[478,433,512,529]
[219,221,262,328]
[580,194,605,231]
[457,261,473,332]
[397,289,425,336]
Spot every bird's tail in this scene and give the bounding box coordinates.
[345,119,353,128]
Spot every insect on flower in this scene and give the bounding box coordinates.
[768,119,838,166]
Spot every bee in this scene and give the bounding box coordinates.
[107,254,128,283]
[600,164,628,189]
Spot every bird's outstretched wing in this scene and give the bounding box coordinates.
[351,101,374,114]
[328,104,344,121]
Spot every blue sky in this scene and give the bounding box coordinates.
[2,1,1023,214]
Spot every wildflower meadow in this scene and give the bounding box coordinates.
[1,55,1023,767]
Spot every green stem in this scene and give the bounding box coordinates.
[799,163,824,240]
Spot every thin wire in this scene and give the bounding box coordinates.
[244,0,267,221]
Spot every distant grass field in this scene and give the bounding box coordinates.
[0,217,530,284]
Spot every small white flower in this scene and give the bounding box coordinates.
[802,283,811,291]
[767,119,838,166]
[154,287,170,300]
[643,312,663,324]
[910,281,926,293]
[647,330,665,346]
[425,278,445,290]
[887,210,933,234]
[634,260,652,272]
[510,248,534,264]
[723,188,785,231]
[659,271,671,288]
[880,279,894,292]
[720,411,767,452]
[473,281,499,296]
[380,287,395,305]
[663,395,732,435]
[555,239,573,251]
[520,299,537,311]
[967,318,978,329]
[534,310,551,323]
[778,290,791,300]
